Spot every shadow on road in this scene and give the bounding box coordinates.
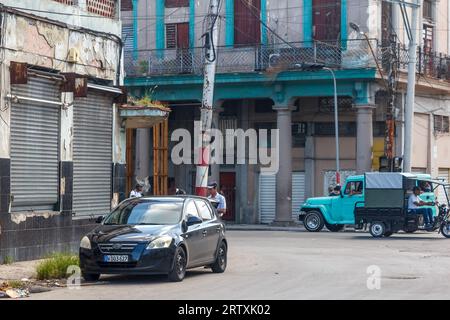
[87,269,215,286]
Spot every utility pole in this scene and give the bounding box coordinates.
[195,0,220,196]
[385,0,421,172]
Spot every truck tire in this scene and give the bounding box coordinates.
[326,224,345,232]
[369,222,386,238]
[304,211,325,232]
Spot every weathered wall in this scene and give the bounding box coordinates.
[3,12,121,81]
[0,0,121,36]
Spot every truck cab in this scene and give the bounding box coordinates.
[299,173,435,233]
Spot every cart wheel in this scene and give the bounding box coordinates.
[369,222,386,238]
[303,211,325,232]
[440,222,450,239]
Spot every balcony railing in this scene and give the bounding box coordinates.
[124,39,450,83]
[124,39,378,78]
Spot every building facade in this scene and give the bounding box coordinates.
[0,0,127,262]
[123,0,450,224]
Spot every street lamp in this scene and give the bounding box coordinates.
[298,63,340,184]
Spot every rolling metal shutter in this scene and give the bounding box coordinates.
[438,169,449,205]
[10,77,61,211]
[73,90,113,217]
[258,172,306,224]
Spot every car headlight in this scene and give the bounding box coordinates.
[146,236,173,250]
[80,236,91,250]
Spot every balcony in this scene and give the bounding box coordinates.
[124,40,378,78]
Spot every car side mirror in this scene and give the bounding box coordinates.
[181,220,188,233]
[186,215,203,227]
[340,191,344,198]
[95,216,104,224]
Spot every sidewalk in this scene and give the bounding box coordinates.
[0,260,41,281]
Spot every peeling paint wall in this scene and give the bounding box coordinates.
[3,12,121,81]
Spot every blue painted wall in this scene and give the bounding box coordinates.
[156,0,165,51]
[261,0,267,45]
[190,0,196,48]
[303,0,313,43]
[225,0,234,46]
[132,0,139,59]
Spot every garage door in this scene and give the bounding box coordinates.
[258,172,306,224]
[10,77,61,211]
[73,90,113,217]
[438,169,449,205]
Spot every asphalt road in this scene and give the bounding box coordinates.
[29,230,450,300]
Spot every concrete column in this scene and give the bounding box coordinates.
[273,106,293,225]
[356,105,375,174]
[428,113,438,177]
[112,104,127,207]
[304,123,315,199]
[0,62,11,214]
[60,92,74,214]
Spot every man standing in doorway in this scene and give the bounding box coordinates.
[208,182,227,218]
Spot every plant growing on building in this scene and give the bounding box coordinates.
[138,60,149,75]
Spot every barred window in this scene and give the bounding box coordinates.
[87,0,116,18]
[314,122,357,136]
[52,0,75,5]
[434,115,450,134]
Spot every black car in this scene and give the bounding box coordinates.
[79,196,227,282]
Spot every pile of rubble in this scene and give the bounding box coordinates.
[0,279,63,299]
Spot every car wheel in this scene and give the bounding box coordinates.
[168,246,187,282]
[211,242,227,273]
[82,272,100,282]
[303,211,325,232]
[369,222,386,238]
[326,224,345,232]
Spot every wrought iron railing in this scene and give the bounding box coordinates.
[124,39,378,77]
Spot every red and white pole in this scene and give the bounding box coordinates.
[196,0,220,197]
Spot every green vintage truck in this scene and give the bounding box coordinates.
[299,173,436,233]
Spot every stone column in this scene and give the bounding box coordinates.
[356,105,375,174]
[59,92,74,214]
[304,123,315,199]
[273,106,294,225]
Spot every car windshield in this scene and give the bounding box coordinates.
[103,199,184,226]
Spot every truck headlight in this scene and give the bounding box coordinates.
[80,236,91,250]
[146,236,173,249]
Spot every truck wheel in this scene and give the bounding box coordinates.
[326,224,345,232]
[370,222,386,238]
[440,222,450,239]
[304,211,325,232]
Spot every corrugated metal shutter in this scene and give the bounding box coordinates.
[438,169,449,205]
[258,172,305,224]
[73,90,113,216]
[10,77,61,211]
[259,174,276,224]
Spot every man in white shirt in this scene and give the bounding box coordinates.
[207,182,227,217]
[408,186,435,227]
[130,184,143,198]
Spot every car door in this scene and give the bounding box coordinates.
[195,199,221,262]
[334,180,364,224]
[183,200,204,266]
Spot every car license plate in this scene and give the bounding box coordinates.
[103,255,129,263]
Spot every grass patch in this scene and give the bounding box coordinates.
[2,256,14,265]
[7,280,26,289]
[36,253,79,280]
